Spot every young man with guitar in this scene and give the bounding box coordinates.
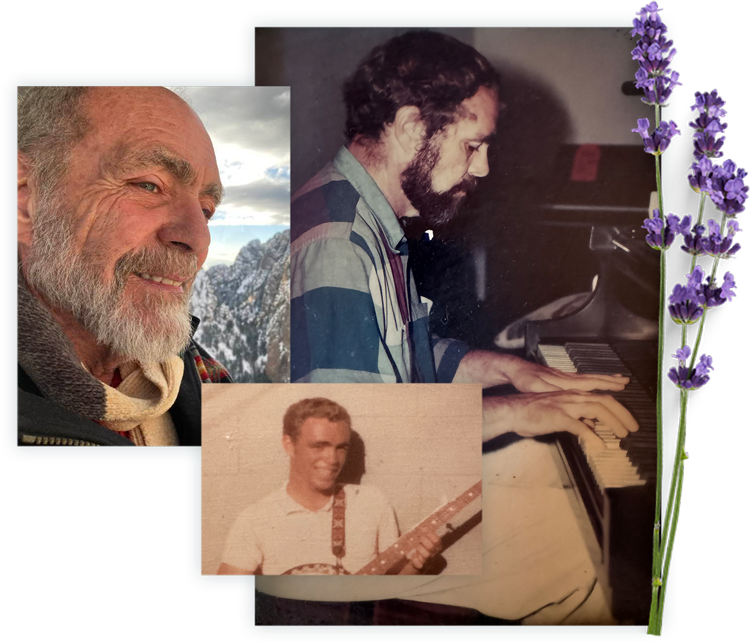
[217,398,442,575]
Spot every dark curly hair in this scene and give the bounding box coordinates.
[343,31,501,144]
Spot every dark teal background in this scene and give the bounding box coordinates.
[0,7,750,642]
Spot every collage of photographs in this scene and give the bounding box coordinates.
[8,2,749,640]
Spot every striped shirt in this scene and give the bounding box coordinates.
[291,147,469,383]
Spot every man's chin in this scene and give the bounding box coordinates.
[96,301,193,364]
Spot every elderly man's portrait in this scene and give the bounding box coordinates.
[17,86,290,447]
[202,384,482,576]
[255,28,658,624]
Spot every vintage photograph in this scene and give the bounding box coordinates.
[256,28,657,624]
[17,86,290,447]
[202,383,483,576]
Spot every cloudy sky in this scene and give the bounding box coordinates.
[174,87,290,267]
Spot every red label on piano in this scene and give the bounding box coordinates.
[570,144,601,182]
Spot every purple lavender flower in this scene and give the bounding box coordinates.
[680,223,706,257]
[631,37,675,76]
[639,2,662,17]
[632,118,650,138]
[672,345,691,362]
[693,131,725,160]
[699,219,741,258]
[708,161,748,216]
[688,157,716,194]
[633,119,681,155]
[636,69,682,105]
[720,272,737,302]
[668,283,704,324]
[631,3,677,106]
[674,215,692,235]
[688,89,728,134]
[686,265,705,289]
[667,359,712,390]
[694,270,736,308]
[643,209,684,249]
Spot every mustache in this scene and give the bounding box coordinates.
[446,176,478,195]
[113,247,199,286]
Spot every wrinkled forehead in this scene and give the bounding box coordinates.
[89,87,195,120]
[83,87,220,178]
[86,87,193,129]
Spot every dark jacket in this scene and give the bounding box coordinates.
[18,339,226,447]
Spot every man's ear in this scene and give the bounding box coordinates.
[18,153,34,247]
[392,105,426,156]
[282,434,295,457]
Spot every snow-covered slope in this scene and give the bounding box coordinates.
[190,230,290,383]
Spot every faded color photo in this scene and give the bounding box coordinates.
[202,384,482,576]
[256,28,657,624]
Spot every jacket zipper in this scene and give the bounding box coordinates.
[20,434,100,446]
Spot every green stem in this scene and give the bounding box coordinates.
[655,390,689,632]
[658,390,688,562]
[655,155,664,219]
[688,310,708,371]
[655,247,666,541]
[654,296,707,564]
[648,250,667,635]
[648,98,665,634]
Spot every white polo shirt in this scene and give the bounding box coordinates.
[222,484,400,575]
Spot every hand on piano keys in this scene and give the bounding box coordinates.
[454,350,630,393]
[482,389,639,451]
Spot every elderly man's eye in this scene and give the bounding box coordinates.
[137,181,160,193]
[203,208,214,221]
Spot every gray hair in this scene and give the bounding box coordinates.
[18,87,94,195]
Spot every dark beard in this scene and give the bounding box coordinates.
[400,141,477,228]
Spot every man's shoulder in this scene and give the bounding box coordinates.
[184,337,233,384]
[17,374,134,446]
[236,488,289,520]
[290,164,367,246]
[344,484,391,508]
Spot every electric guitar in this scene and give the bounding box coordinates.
[282,480,482,575]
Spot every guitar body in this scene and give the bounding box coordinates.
[282,563,351,575]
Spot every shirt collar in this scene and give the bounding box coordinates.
[280,484,336,515]
[333,146,406,253]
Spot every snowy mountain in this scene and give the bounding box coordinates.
[190,230,290,383]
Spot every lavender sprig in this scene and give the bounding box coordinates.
[632,4,743,635]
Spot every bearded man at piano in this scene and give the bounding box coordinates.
[217,398,441,575]
[290,31,638,448]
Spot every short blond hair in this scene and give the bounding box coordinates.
[283,398,351,441]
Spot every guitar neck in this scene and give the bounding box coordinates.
[355,480,482,575]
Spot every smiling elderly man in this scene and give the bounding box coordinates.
[18,87,231,447]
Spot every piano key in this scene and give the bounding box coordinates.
[540,342,656,490]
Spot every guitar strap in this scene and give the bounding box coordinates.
[331,485,346,571]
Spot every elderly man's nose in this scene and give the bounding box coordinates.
[158,199,211,258]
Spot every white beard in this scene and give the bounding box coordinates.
[24,195,197,364]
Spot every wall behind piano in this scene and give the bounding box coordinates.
[257,27,657,350]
